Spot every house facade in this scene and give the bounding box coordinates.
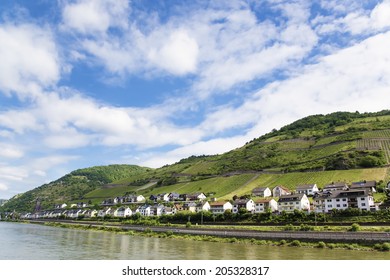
[313,189,375,213]
[278,194,310,212]
[209,201,233,214]
[253,198,278,213]
[114,207,132,217]
[272,186,291,197]
[296,184,319,196]
[252,187,272,197]
[232,199,255,214]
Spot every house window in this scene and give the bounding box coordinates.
[336,199,340,202]
[327,199,332,202]
[342,198,346,201]
[328,205,332,208]
[361,203,366,206]
[336,204,340,207]
[360,198,365,201]
[343,204,347,207]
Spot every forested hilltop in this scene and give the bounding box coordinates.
[3,110,390,212]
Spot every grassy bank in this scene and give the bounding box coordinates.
[40,221,390,253]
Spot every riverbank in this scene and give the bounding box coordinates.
[22,219,390,252]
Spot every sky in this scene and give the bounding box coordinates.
[1,0,390,199]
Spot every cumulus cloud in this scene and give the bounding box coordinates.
[0,143,24,159]
[0,182,8,191]
[0,23,61,97]
[61,0,129,34]
[315,0,390,36]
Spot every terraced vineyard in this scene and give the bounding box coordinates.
[357,130,390,163]
[219,168,389,199]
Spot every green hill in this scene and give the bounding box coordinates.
[1,165,150,212]
[3,110,390,212]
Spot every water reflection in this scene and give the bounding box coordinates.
[1,222,389,260]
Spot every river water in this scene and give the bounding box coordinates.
[1,222,389,260]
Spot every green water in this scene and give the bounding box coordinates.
[0,222,389,260]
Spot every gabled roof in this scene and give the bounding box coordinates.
[252,187,269,192]
[278,193,305,202]
[324,182,348,189]
[233,199,252,205]
[351,181,376,188]
[296,184,316,190]
[253,198,275,204]
[274,185,290,192]
[210,201,230,207]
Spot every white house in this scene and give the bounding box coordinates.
[137,205,152,216]
[196,201,210,212]
[114,206,132,217]
[157,193,170,202]
[272,186,291,197]
[98,207,112,217]
[278,194,310,212]
[151,204,165,216]
[252,187,272,197]
[296,184,319,196]
[253,198,278,213]
[209,201,233,214]
[186,193,207,201]
[313,189,375,213]
[232,199,255,214]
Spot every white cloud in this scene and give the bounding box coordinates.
[61,0,129,34]
[0,23,61,97]
[147,29,199,75]
[0,182,8,191]
[371,0,390,29]
[315,0,390,36]
[0,165,28,182]
[0,143,24,159]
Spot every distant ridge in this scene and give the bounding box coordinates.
[2,110,390,212]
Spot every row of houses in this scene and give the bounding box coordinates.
[252,181,378,198]
[31,180,381,220]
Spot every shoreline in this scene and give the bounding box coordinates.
[20,219,390,252]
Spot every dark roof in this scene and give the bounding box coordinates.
[314,189,370,200]
[351,181,376,188]
[278,193,305,202]
[233,199,251,205]
[296,184,316,190]
[252,187,269,192]
[323,182,348,189]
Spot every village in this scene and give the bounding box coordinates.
[18,180,388,220]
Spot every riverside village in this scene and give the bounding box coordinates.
[6,180,390,221]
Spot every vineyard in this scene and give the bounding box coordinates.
[356,138,390,163]
[224,168,389,199]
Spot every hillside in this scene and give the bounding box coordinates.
[0,165,150,212]
[2,110,390,212]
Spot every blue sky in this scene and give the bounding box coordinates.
[1,0,390,199]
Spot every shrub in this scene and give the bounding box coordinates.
[381,243,390,251]
[279,239,287,246]
[283,224,295,231]
[299,224,314,231]
[317,241,326,248]
[327,243,336,249]
[290,240,301,247]
[349,223,361,232]
[186,222,192,228]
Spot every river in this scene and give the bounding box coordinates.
[1,222,389,260]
